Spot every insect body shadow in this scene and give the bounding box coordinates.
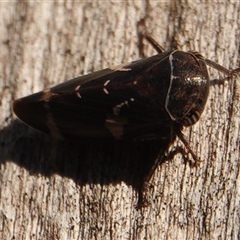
[3,120,176,199]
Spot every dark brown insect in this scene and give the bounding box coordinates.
[13,27,240,168]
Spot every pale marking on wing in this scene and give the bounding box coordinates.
[112,98,134,116]
[116,68,131,71]
[109,63,132,71]
[102,80,111,94]
[104,114,128,139]
[75,85,82,98]
[40,88,58,101]
[103,88,109,94]
[104,80,111,86]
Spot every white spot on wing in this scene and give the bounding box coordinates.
[103,88,109,94]
[75,85,82,98]
[109,63,132,71]
[104,80,111,86]
[103,80,110,94]
[104,114,128,139]
[117,68,131,71]
[112,98,135,115]
[40,89,57,101]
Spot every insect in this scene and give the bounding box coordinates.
[12,28,240,166]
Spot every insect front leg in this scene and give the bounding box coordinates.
[174,126,203,166]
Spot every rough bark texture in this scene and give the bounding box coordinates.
[0,1,240,240]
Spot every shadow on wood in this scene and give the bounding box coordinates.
[0,120,176,192]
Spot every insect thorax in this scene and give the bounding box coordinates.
[165,51,210,126]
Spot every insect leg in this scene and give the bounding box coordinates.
[137,19,165,54]
[136,152,165,209]
[174,126,202,166]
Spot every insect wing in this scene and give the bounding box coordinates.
[13,52,173,141]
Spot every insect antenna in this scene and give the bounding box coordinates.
[204,59,240,77]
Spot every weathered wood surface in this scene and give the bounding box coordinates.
[0,2,239,239]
